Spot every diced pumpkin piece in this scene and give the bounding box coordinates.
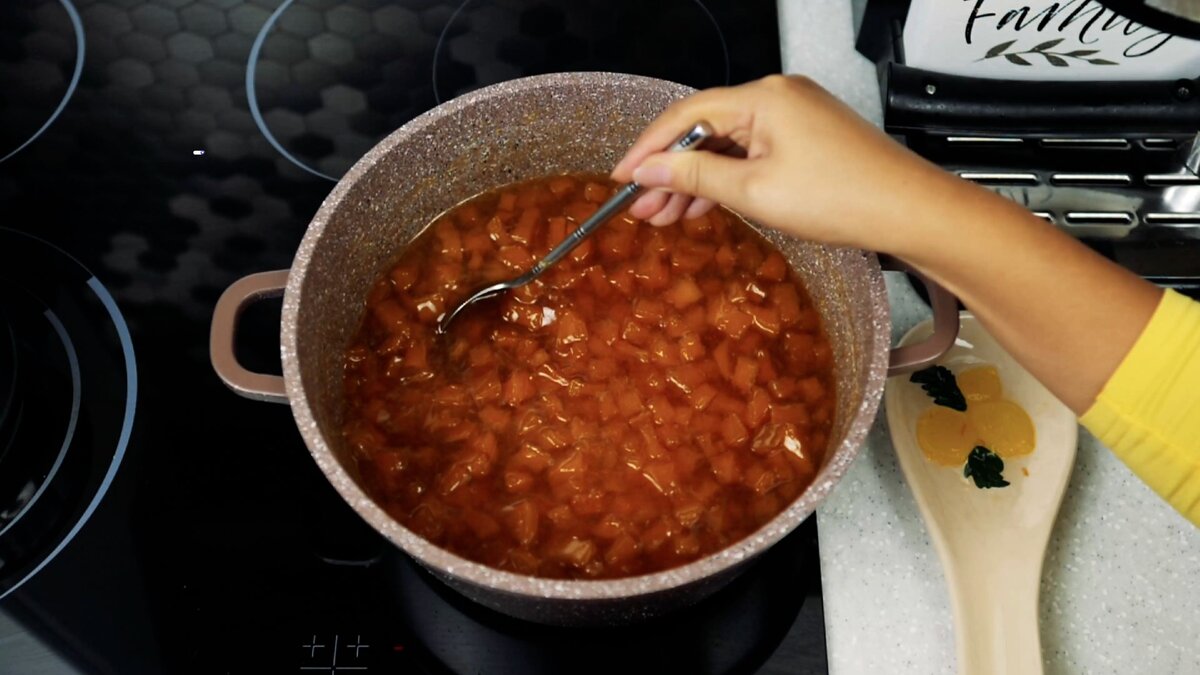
[713,339,734,380]
[670,239,717,274]
[689,383,719,411]
[565,201,598,222]
[798,376,826,404]
[605,534,640,567]
[709,296,753,339]
[647,394,676,426]
[715,243,737,275]
[771,284,803,326]
[642,460,678,495]
[556,309,588,347]
[433,221,463,262]
[709,452,740,485]
[485,215,512,244]
[546,215,568,246]
[632,297,666,324]
[744,388,771,429]
[615,387,643,418]
[744,303,782,336]
[512,207,541,245]
[510,443,553,474]
[506,500,539,546]
[502,370,536,406]
[756,251,788,282]
[665,277,704,309]
[505,470,534,493]
[584,182,610,203]
[721,413,750,447]
[678,332,706,362]
[372,298,408,332]
[731,356,759,393]
[635,251,670,291]
[771,403,809,425]
[498,244,534,272]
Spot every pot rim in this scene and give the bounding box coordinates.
[281,71,891,600]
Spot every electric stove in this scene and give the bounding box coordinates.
[0,2,829,673]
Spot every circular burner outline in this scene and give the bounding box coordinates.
[246,0,339,182]
[0,0,86,164]
[0,230,137,601]
[248,0,731,181]
[431,0,733,105]
[0,307,81,539]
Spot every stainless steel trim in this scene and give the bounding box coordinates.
[1031,211,1054,222]
[1142,138,1179,149]
[1145,173,1200,186]
[1040,138,1130,149]
[1144,213,1200,226]
[946,136,1023,145]
[1064,212,1136,225]
[959,172,1039,185]
[1049,173,1133,186]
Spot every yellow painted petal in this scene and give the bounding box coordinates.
[968,399,1036,457]
[917,406,978,466]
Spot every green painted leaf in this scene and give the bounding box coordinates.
[1005,53,1032,66]
[909,366,967,411]
[1065,49,1100,57]
[985,40,1017,58]
[1088,58,1119,65]
[964,446,1010,489]
[1044,54,1069,67]
[1031,38,1065,52]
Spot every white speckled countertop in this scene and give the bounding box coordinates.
[778,1,1200,673]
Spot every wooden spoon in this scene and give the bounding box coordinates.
[884,312,1077,675]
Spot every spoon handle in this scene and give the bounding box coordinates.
[521,121,715,282]
[948,545,1045,674]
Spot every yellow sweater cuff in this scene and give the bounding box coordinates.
[1081,289,1200,526]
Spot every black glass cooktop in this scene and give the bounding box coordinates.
[0,1,823,673]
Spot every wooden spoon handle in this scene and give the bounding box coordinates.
[946,558,1044,675]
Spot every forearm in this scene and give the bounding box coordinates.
[892,175,1162,414]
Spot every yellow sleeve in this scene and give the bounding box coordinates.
[1081,289,1200,526]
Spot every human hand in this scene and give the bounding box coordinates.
[611,75,965,255]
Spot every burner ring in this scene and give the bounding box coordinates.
[246,0,338,182]
[0,230,137,601]
[0,0,85,164]
[0,307,80,540]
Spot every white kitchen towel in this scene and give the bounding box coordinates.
[903,0,1200,80]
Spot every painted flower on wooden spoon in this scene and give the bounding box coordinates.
[910,365,1036,489]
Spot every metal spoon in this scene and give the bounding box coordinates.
[436,121,714,335]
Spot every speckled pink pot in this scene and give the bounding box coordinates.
[211,72,940,627]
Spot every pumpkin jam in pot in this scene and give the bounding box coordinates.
[342,174,836,580]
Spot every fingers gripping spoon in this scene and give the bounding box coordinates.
[436,121,714,335]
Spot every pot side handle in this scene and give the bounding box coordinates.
[879,255,960,377]
[209,270,290,404]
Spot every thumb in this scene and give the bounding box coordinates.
[631,150,748,206]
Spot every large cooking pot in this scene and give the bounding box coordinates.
[209,73,958,626]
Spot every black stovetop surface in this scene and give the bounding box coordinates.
[0,2,827,673]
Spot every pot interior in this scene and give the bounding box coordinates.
[286,72,887,562]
